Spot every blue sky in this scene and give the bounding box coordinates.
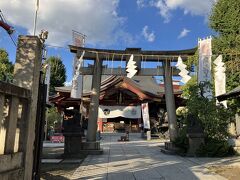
[0,0,216,83]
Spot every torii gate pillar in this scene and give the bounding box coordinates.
[87,56,102,144]
[163,60,178,141]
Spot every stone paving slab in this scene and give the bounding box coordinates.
[70,133,228,180]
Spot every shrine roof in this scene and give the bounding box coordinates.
[217,86,240,101]
[55,76,182,97]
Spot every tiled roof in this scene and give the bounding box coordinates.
[55,75,182,96]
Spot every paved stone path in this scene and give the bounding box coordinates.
[70,133,227,180]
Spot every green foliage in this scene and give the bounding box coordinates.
[184,82,232,140]
[0,48,14,81]
[209,0,240,54]
[46,107,62,131]
[181,76,197,99]
[44,56,66,93]
[173,127,189,154]
[196,138,235,157]
[185,52,199,72]
[209,0,240,113]
[175,81,234,156]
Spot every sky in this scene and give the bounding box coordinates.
[0,0,216,84]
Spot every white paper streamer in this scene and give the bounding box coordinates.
[126,54,137,78]
[71,51,85,98]
[176,56,191,84]
[214,55,227,108]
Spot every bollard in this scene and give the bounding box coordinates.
[146,131,151,141]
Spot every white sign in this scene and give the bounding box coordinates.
[98,105,141,119]
[141,103,150,129]
[198,38,213,99]
[44,64,51,102]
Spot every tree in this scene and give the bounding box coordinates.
[209,0,240,112]
[209,0,240,55]
[44,56,66,93]
[46,107,63,133]
[0,48,14,81]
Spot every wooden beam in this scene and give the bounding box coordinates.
[0,81,31,99]
[4,96,19,154]
[69,45,197,61]
[0,94,5,154]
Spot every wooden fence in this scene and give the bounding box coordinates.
[0,81,31,179]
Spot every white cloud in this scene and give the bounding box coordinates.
[151,0,171,23]
[137,0,147,8]
[0,0,129,46]
[150,0,215,22]
[178,28,190,39]
[64,81,72,86]
[142,26,156,42]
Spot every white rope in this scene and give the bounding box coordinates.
[111,53,115,74]
[120,54,124,75]
[157,56,160,77]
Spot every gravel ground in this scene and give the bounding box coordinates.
[208,165,240,180]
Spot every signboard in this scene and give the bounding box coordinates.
[50,135,64,143]
[98,105,141,119]
[72,30,86,47]
[141,103,150,129]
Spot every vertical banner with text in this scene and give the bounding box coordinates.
[44,64,51,102]
[198,38,213,99]
[141,103,150,129]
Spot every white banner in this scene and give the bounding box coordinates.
[98,105,141,119]
[214,55,227,108]
[71,51,85,98]
[198,38,213,99]
[141,103,150,129]
[44,64,51,102]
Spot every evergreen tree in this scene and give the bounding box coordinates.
[210,0,240,112]
[44,56,66,93]
[209,0,240,54]
[0,48,14,82]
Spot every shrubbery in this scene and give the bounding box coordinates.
[174,81,235,156]
[196,138,235,157]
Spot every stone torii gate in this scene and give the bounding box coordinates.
[69,46,196,151]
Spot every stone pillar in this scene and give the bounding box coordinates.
[163,60,178,141]
[13,36,42,180]
[87,57,102,142]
